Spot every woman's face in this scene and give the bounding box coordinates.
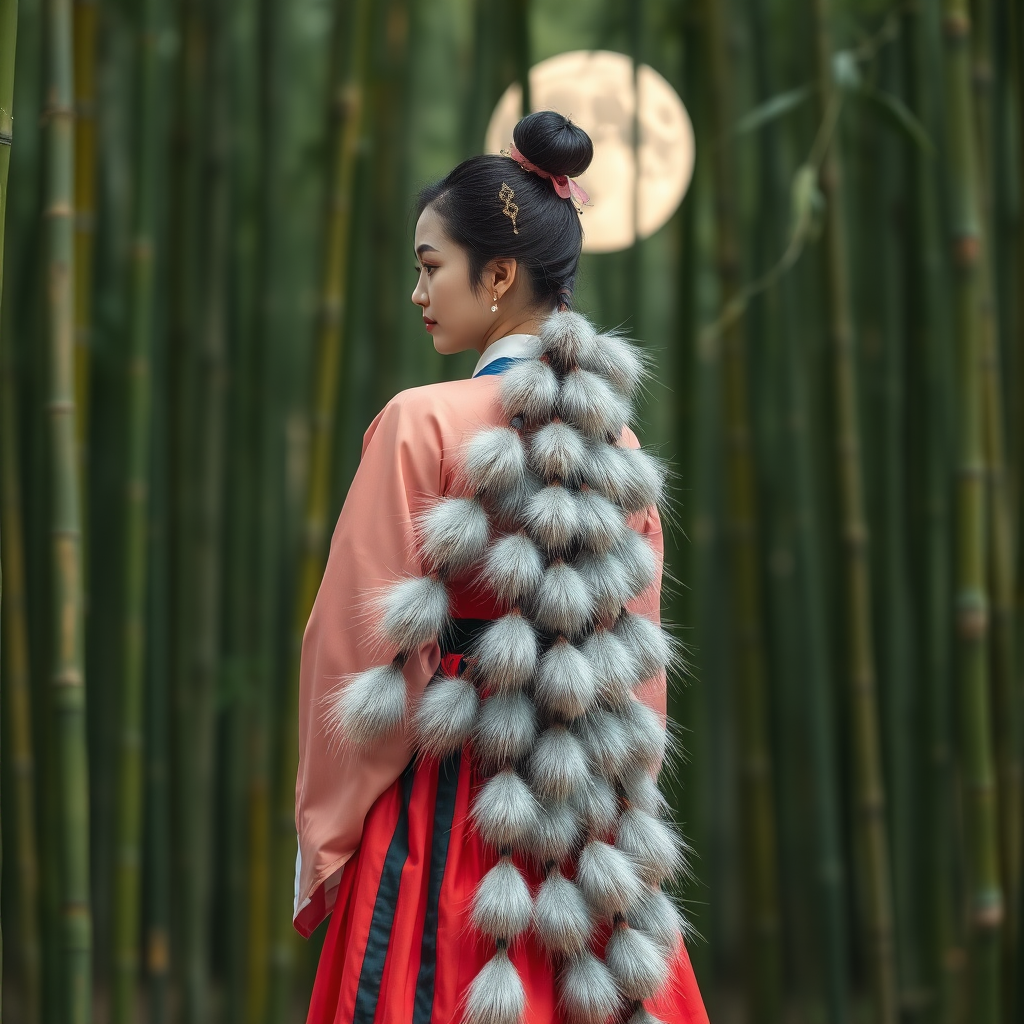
[411,206,495,356]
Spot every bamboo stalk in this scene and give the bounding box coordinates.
[969,0,1020,987]
[0,0,21,1010]
[222,0,260,1009]
[1,331,43,1024]
[903,3,962,1019]
[240,1,285,1019]
[179,0,232,1016]
[70,0,94,549]
[702,0,783,1015]
[166,0,205,1006]
[752,1,850,1014]
[267,0,375,1014]
[43,0,93,1016]
[809,0,899,1021]
[941,1,1004,1020]
[109,0,159,1017]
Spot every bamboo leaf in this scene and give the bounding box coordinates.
[734,83,815,135]
[853,85,937,156]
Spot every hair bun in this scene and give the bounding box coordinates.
[513,110,594,179]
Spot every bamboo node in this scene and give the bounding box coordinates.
[940,13,970,39]
[971,891,1004,930]
[954,592,988,639]
[951,235,980,268]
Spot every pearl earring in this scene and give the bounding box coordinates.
[491,292,498,313]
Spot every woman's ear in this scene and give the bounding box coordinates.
[488,257,518,301]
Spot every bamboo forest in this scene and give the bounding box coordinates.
[0,0,1022,1020]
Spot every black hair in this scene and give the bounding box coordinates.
[415,110,594,311]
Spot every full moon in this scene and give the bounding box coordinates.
[485,50,696,254]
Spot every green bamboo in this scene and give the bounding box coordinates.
[223,0,261,1010]
[810,1,899,1021]
[702,0,782,1014]
[167,0,205,1007]
[240,0,285,1019]
[941,1,1004,1020]
[267,0,374,1015]
[43,0,93,1016]
[1,327,43,1024]
[904,2,962,1019]
[70,0,94,540]
[370,0,410,412]
[969,0,1020,987]
[752,2,850,1015]
[0,0,27,1014]
[109,0,159,1017]
[181,0,232,1016]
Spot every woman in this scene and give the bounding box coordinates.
[295,111,709,1024]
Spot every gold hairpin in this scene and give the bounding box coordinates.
[499,182,519,234]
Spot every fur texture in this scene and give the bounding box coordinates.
[474,613,539,692]
[558,368,632,439]
[614,612,674,682]
[474,690,538,769]
[619,767,670,817]
[471,769,540,851]
[573,708,631,778]
[413,674,480,759]
[576,840,646,918]
[536,638,598,720]
[538,310,600,369]
[613,447,666,514]
[531,799,582,866]
[379,573,450,652]
[581,628,639,709]
[471,857,534,941]
[615,807,684,885]
[525,484,583,553]
[611,528,658,599]
[570,775,620,838]
[619,698,668,774]
[529,726,591,802]
[532,562,595,638]
[533,868,593,955]
[529,421,590,486]
[464,947,526,1024]
[500,356,559,424]
[575,551,635,620]
[324,661,407,747]
[605,923,669,1001]
[576,489,627,555]
[578,332,648,398]
[484,533,545,606]
[417,496,490,575]
[629,886,687,952]
[557,951,622,1024]
[464,427,529,496]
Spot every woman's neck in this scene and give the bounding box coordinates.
[478,309,552,354]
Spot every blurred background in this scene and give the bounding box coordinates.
[1,0,1022,1022]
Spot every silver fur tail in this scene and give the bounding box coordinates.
[324,310,692,1024]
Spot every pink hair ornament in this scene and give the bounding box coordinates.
[506,142,591,213]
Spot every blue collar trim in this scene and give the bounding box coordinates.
[472,356,528,379]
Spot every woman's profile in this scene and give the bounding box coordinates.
[293,109,710,1024]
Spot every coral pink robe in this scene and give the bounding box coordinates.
[295,372,710,1023]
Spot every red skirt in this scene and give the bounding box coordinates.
[306,620,710,1024]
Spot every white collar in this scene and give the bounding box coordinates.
[472,333,538,377]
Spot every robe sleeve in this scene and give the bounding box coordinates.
[293,391,445,937]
